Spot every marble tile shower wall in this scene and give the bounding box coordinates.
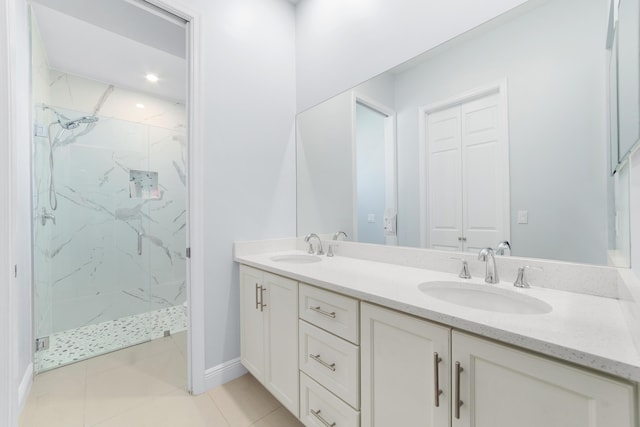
[33,72,187,338]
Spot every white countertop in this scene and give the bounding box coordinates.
[235,250,640,382]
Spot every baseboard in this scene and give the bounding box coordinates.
[17,363,33,412]
[203,357,247,391]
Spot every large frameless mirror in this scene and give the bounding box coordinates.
[297,0,633,267]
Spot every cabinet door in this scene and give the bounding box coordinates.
[240,265,265,382]
[451,331,636,427]
[361,303,451,427]
[264,273,299,417]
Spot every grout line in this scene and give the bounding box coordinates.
[248,405,284,426]
[204,393,231,427]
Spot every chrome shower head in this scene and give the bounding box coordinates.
[59,115,99,130]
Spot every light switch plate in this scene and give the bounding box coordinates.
[368,213,376,223]
[517,210,528,224]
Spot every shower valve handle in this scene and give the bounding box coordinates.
[41,208,56,226]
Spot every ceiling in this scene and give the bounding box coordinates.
[31,0,187,103]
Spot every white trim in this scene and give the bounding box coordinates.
[0,0,17,424]
[204,358,248,391]
[419,80,510,249]
[351,92,398,245]
[17,363,33,412]
[143,0,206,395]
[350,93,358,241]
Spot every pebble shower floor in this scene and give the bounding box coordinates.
[34,305,187,372]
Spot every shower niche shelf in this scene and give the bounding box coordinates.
[129,169,160,199]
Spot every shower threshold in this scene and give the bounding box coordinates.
[34,305,187,372]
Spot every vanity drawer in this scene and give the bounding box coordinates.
[300,372,360,427]
[299,320,360,409]
[299,283,359,344]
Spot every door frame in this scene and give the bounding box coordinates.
[350,92,398,245]
[144,0,206,395]
[418,80,510,249]
[2,1,207,424]
[1,0,17,423]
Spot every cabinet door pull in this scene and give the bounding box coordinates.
[310,306,336,318]
[310,354,336,371]
[434,352,443,407]
[260,287,267,312]
[310,409,336,427]
[255,284,261,310]
[455,361,464,419]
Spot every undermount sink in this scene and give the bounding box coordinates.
[418,281,552,315]
[270,254,322,264]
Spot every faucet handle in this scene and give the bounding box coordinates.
[306,241,314,254]
[450,257,471,279]
[327,245,336,257]
[514,265,543,288]
[496,240,511,255]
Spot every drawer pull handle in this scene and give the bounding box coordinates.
[455,361,464,419]
[434,352,442,407]
[310,306,336,318]
[310,409,336,427]
[310,354,336,371]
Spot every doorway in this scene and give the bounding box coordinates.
[352,94,398,245]
[29,0,190,376]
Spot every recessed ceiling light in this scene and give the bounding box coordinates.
[136,103,145,109]
[145,74,159,83]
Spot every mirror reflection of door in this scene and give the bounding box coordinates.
[423,87,510,253]
[354,98,397,245]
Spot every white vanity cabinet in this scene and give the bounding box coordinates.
[361,302,451,427]
[361,301,636,427]
[239,265,299,417]
[451,331,636,427]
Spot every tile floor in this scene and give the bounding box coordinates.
[19,332,303,427]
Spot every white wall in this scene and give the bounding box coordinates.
[14,0,34,413]
[356,103,386,244]
[182,0,297,370]
[0,0,33,422]
[295,0,529,112]
[297,91,353,237]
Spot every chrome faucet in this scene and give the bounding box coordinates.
[478,247,499,284]
[496,240,511,255]
[332,231,348,241]
[304,233,324,255]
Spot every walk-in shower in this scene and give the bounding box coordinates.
[32,102,187,372]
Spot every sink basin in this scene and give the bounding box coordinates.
[270,254,322,264]
[418,281,552,315]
